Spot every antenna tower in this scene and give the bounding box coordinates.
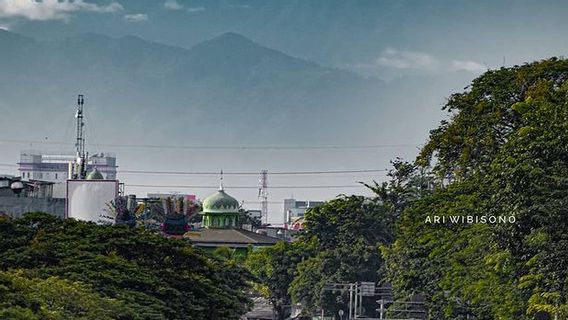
[74,94,86,179]
[258,170,268,224]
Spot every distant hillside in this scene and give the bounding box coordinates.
[0,29,384,145]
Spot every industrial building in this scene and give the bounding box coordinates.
[1,95,120,223]
[18,150,117,198]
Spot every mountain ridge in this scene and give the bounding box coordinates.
[0,28,378,82]
[0,29,385,146]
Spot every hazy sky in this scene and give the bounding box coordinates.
[1,0,567,223]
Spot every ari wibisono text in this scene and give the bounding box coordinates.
[424,215,516,224]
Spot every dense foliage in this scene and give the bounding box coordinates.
[0,213,253,320]
[288,195,395,315]
[386,58,568,319]
[246,58,568,320]
[245,241,312,320]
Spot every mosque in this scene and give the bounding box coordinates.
[184,177,279,253]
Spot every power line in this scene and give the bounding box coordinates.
[0,139,67,146]
[118,169,388,175]
[0,139,417,151]
[94,143,414,150]
[126,184,365,189]
[1,163,387,176]
[240,201,282,204]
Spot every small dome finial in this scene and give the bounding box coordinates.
[86,167,104,180]
[219,169,224,191]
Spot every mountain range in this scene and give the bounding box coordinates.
[0,29,388,147]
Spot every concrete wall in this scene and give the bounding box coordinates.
[52,182,66,199]
[0,196,65,219]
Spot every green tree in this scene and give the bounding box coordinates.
[385,57,568,320]
[289,195,397,317]
[245,241,312,320]
[0,270,130,320]
[238,209,262,230]
[419,57,568,180]
[0,212,254,320]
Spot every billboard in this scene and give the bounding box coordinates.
[66,180,118,223]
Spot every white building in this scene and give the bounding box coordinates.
[18,150,117,198]
[283,198,324,224]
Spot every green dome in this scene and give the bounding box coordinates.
[202,190,239,214]
[86,168,104,180]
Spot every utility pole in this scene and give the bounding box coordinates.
[258,170,268,224]
[348,284,353,319]
[353,283,358,318]
[359,284,363,316]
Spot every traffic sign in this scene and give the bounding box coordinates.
[360,282,375,296]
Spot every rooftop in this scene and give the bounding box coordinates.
[185,228,279,248]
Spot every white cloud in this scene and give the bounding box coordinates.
[164,1,205,13]
[123,13,147,22]
[228,4,251,9]
[0,0,123,21]
[374,47,487,75]
[187,6,205,13]
[376,47,438,70]
[452,60,486,73]
[164,0,182,10]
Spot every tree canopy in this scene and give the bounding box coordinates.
[386,58,568,319]
[0,212,253,320]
